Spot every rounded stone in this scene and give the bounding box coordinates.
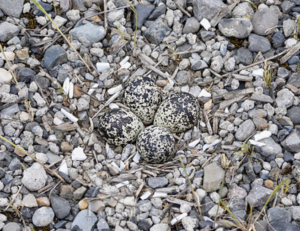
[122,76,161,125]
[252,8,278,35]
[32,207,55,227]
[154,92,200,133]
[136,125,175,163]
[3,222,21,231]
[98,108,144,146]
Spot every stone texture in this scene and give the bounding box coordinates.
[252,7,278,35]
[32,207,55,227]
[0,22,20,42]
[44,45,68,70]
[193,0,226,22]
[282,129,300,153]
[219,18,253,39]
[248,34,271,53]
[235,119,255,141]
[144,19,171,45]
[246,185,273,207]
[71,210,98,231]
[22,163,47,191]
[0,0,24,18]
[203,162,225,192]
[134,4,155,29]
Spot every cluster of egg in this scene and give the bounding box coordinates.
[98,76,200,163]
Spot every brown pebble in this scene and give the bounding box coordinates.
[61,141,73,152]
[264,179,274,189]
[156,80,168,87]
[14,146,26,157]
[204,99,212,110]
[36,197,50,207]
[73,85,82,98]
[79,199,88,210]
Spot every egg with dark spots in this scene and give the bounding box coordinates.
[137,125,175,163]
[153,92,200,133]
[98,108,144,146]
[122,76,162,125]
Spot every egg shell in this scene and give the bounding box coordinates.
[136,125,175,163]
[98,108,144,146]
[154,92,200,133]
[122,76,161,125]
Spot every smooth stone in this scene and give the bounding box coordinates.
[22,194,38,208]
[44,45,68,70]
[276,89,294,108]
[33,0,53,16]
[252,7,278,35]
[32,207,55,227]
[144,19,172,45]
[272,31,285,48]
[232,2,254,19]
[237,47,253,65]
[69,23,106,47]
[248,34,271,53]
[183,17,200,34]
[50,194,71,219]
[218,18,253,39]
[71,209,98,231]
[287,107,300,125]
[235,119,255,141]
[146,177,168,189]
[268,221,300,231]
[281,129,300,153]
[259,137,282,156]
[0,68,13,84]
[2,222,21,231]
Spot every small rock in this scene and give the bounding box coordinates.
[245,185,273,207]
[218,18,253,39]
[134,4,155,29]
[144,19,172,45]
[252,7,278,35]
[44,45,68,70]
[146,177,168,189]
[183,17,200,34]
[71,210,98,231]
[22,194,38,208]
[150,224,171,231]
[22,163,47,191]
[268,221,300,231]
[193,0,226,21]
[2,222,21,231]
[267,206,291,223]
[248,34,271,53]
[203,162,224,192]
[182,217,198,231]
[235,119,255,141]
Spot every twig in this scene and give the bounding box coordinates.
[4,185,23,211]
[144,57,165,77]
[162,49,203,57]
[37,182,55,194]
[104,0,108,30]
[203,110,213,135]
[42,26,73,52]
[222,46,293,77]
[176,3,191,17]
[171,67,179,79]
[92,91,121,118]
[280,42,300,64]
[142,62,170,79]
[49,181,61,198]
[35,81,49,106]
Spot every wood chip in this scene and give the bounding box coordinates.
[223,88,254,100]
[286,84,299,94]
[219,95,244,109]
[166,197,197,207]
[110,36,126,55]
[99,68,114,81]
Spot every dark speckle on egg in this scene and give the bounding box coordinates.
[137,125,175,163]
[98,108,144,146]
[122,76,161,125]
[153,92,200,133]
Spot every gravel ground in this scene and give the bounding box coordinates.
[1,0,300,231]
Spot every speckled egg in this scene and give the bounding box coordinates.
[153,92,200,133]
[136,125,175,163]
[122,76,161,125]
[98,108,144,146]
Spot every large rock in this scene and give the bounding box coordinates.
[69,23,106,47]
[281,129,300,153]
[71,209,98,231]
[245,185,273,207]
[133,4,155,29]
[19,68,36,83]
[259,137,282,157]
[22,163,47,191]
[248,34,271,53]
[203,162,224,192]
[2,222,21,231]
[148,3,166,21]
[268,221,300,231]
[0,22,20,42]
[252,7,278,35]
[267,206,291,223]
[144,19,171,45]
[276,89,294,108]
[193,0,226,22]
[50,194,71,219]
[235,119,255,141]
[32,207,55,227]
[218,18,253,39]
[44,45,68,70]
[0,0,24,18]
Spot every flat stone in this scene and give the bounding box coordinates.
[22,194,38,208]
[50,194,71,219]
[69,23,106,47]
[288,73,300,88]
[182,217,199,231]
[144,19,171,45]
[232,2,254,19]
[71,209,98,231]
[268,221,300,231]
[0,0,24,18]
[235,119,255,141]
[248,34,271,53]
[134,4,155,29]
[44,45,68,70]
[245,185,273,207]
[218,18,253,39]
[22,163,47,191]
[0,22,20,42]
[282,129,300,153]
[203,162,224,192]
[287,107,300,125]
[193,0,226,21]
[33,0,53,16]
[148,3,166,21]
[259,137,282,156]
[252,7,278,35]
[267,206,291,223]
[32,207,55,227]
[146,177,168,189]
[2,222,21,231]
[237,47,253,65]
[19,68,36,84]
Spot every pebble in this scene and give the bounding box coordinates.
[252,7,279,35]
[32,207,55,227]
[22,163,47,191]
[219,18,253,39]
